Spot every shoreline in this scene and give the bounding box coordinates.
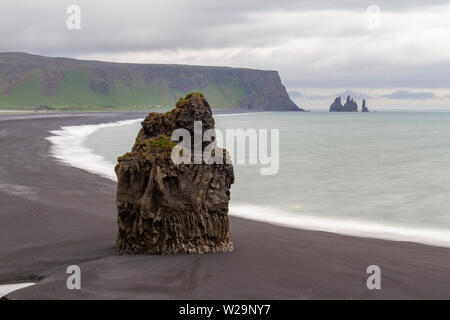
[46,118,143,181]
[1,112,450,299]
[45,112,450,249]
[0,283,35,298]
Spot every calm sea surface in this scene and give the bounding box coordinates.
[83,112,450,242]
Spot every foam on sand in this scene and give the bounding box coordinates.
[0,283,35,298]
[230,204,450,248]
[46,118,143,181]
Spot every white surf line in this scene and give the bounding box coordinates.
[0,283,36,298]
[46,118,143,181]
[229,204,450,248]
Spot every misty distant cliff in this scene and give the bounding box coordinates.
[0,52,299,111]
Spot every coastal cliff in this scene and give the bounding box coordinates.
[115,92,234,254]
[0,52,299,111]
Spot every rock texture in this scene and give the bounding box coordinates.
[115,92,234,254]
[362,99,370,112]
[329,97,344,112]
[343,95,358,112]
[237,74,302,111]
[329,95,358,112]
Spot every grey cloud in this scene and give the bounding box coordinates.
[305,91,371,100]
[0,1,372,54]
[0,0,450,90]
[382,90,437,99]
[1,0,448,54]
[288,90,303,98]
[286,62,450,89]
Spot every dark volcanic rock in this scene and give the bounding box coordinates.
[362,99,370,112]
[343,95,358,112]
[329,95,358,112]
[329,97,344,112]
[237,76,302,111]
[115,92,234,254]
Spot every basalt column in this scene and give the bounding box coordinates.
[115,92,234,254]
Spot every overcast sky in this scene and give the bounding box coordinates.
[1,0,450,109]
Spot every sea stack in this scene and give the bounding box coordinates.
[343,95,358,112]
[362,99,370,112]
[329,95,358,112]
[329,97,344,112]
[115,92,234,254]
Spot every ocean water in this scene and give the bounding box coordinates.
[50,112,450,247]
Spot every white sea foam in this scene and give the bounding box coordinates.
[229,204,450,248]
[46,117,450,248]
[46,118,143,181]
[0,282,35,298]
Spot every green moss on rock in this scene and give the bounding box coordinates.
[143,134,177,154]
[176,92,205,107]
[118,134,177,163]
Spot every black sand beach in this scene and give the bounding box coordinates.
[1,112,450,299]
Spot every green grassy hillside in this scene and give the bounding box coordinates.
[0,52,299,111]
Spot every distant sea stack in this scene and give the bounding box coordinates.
[362,99,370,112]
[329,97,344,112]
[0,52,299,112]
[115,92,234,254]
[329,95,363,112]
